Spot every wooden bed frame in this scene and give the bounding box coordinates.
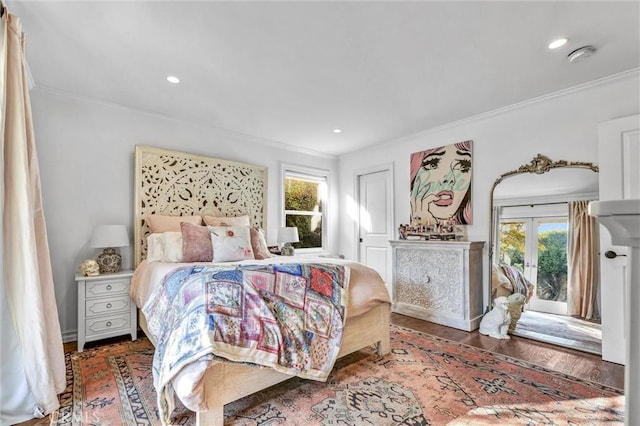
[138,303,390,425]
[133,145,391,425]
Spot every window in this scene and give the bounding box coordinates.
[282,167,328,251]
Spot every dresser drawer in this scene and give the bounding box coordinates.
[85,295,130,318]
[85,278,129,298]
[85,313,131,337]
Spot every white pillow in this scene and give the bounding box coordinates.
[146,232,183,262]
[209,226,255,262]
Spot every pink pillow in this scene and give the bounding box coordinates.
[250,227,273,260]
[181,222,213,262]
[203,215,250,227]
[147,214,202,233]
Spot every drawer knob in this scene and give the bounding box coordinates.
[106,303,112,309]
[106,285,112,290]
[106,321,112,327]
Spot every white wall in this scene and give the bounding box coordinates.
[30,90,339,340]
[29,70,640,339]
[338,71,640,307]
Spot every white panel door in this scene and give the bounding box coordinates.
[357,167,394,292]
[598,114,640,365]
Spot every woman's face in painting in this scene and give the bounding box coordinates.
[411,145,471,223]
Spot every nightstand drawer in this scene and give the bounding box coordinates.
[85,295,130,317]
[85,313,131,336]
[76,270,136,352]
[85,278,129,298]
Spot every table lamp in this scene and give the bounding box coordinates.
[277,226,299,256]
[90,225,129,273]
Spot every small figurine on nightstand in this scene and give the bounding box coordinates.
[79,259,100,277]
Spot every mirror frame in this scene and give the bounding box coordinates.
[487,153,599,311]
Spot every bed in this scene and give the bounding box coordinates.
[131,146,391,426]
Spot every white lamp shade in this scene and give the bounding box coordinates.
[277,227,299,243]
[90,225,129,248]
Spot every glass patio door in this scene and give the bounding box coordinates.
[498,217,568,315]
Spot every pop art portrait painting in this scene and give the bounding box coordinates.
[410,140,473,226]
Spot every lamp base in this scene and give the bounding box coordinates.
[97,248,122,273]
[281,243,295,256]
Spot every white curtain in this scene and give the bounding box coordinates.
[1,7,65,422]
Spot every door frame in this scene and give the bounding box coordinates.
[597,114,639,366]
[354,163,395,284]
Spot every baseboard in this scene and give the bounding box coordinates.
[62,330,77,343]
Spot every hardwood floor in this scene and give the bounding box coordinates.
[15,314,624,425]
[391,313,624,390]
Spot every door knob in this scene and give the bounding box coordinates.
[604,250,627,259]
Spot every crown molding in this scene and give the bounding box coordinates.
[31,85,337,160]
[30,67,638,160]
[377,67,640,150]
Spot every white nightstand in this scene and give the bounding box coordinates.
[75,270,137,352]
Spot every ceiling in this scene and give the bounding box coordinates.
[5,1,640,156]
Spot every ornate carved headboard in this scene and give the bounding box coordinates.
[134,145,268,266]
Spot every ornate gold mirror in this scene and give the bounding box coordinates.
[487,154,599,313]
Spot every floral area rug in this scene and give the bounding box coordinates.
[50,325,624,425]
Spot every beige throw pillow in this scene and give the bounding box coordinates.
[203,215,251,227]
[147,214,202,233]
[250,227,273,260]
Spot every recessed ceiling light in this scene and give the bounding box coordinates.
[166,75,180,84]
[333,129,342,134]
[548,38,568,49]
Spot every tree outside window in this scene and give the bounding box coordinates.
[498,219,568,302]
[499,222,526,270]
[284,173,326,250]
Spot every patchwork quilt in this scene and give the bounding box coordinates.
[142,262,350,423]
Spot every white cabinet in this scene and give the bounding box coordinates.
[75,270,136,351]
[390,240,484,331]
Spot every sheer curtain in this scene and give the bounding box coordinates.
[567,200,599,320]
[1,6,65,422]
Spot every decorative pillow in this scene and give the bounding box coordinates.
[209,226,255,262]
[146,232,183,262]
[250,227,273,260]
[147,214,202,233]
[203,215,250,227]
[181,222,213,262]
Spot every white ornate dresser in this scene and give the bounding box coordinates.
[390,240,484,331]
